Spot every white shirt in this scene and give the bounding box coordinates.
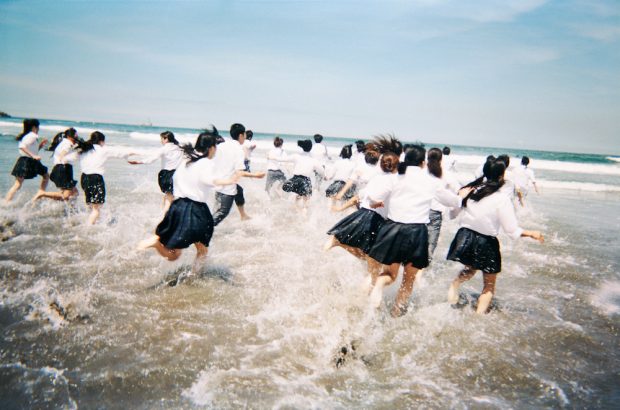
[172,157,219,203]
[213,138,245,195]
[79,145,131,175]
[443,156,457,172]
[267,147,287,171]
[456,191,524,239]
[289,153,324,178]
[53,139,78,165]
[359,172,396,219]
[350,162,381,190]
[141,143,184,170]
[242,140,256,160]
[430,170,461,212]
[370,166,461,224]
[474,163,485,179]
[18,132,40,156]
[501,169,516,199]
[310,143,328,165]
[513,165,536,191]
[353,151,366,168]
[326,158,355,181]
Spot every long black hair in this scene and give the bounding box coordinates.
[398,144,425,174]
[427,147,443,178]
[462,157,505,207]
[368,134,403,156]
[16,118,40,141]
[48,128,78,153]
[181,126,220,163]
[339,144,352,159]
[76,131,105,153]
[161,131,179,145]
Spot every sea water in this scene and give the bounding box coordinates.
[0,118,619,408]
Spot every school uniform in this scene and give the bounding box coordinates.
[282,152,324,197]
[141,143,184,194]
[11,132,48,179]
[310,142,328,186]
[368,166,462,269]
[79,145,131,204]
[242,140,256,171]
[50,138,78,190]
[327,172,394,254]
[265,147,288,192]
[212,138,246,226]
[156,157,218,249]
[324,158,355,199]
[427,170,461,258]
[513,165,536,196]
[447,190,523,273]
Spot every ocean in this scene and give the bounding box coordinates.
[0,117,619,408]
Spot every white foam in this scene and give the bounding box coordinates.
[591,281,620,316]
[537,180,620,192]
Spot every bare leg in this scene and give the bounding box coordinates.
[163,193,174,213]
[361,256,382,295]
[34,190,65,201]
[87,204,102,225]
[323,236,366,259]
[5,177,24,202]
[369,263,398,308]
[237,205,251,220]
[137,235,181,261]
[192,242,209,274]
[448,265,477,304]
[476,273,497,314]
[38,173,49,192]
[391,263,419,317]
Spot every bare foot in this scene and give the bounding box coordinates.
[137,235,160,250]
[390,304,408,317]
[240,214,251,221]
[33,190,45,201]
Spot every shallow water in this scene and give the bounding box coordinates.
[1,124,619,408]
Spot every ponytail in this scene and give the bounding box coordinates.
[48,132,65,153]
[462,158,505,207]
[181,126,220,163]
[427,147,442,178]
[161,131,179,145]
[16,118,40,141]
[76,131,105,154]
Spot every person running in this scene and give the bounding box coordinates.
[128,131,184,212]
[324,144,356,203]
[310,133,329,189]
[5,118,49,202]
[76,131,134,225]
[33,128,80,202]
[366,145,464,317]
[242,129,257,172]
[334,147,382,202]
[446,157,544,314]
[279,139,325,211]
[265,136,288,196]
[212,123,265,225]
[138,128,239,271]
[513,156,539,207]
[442,146,456,172]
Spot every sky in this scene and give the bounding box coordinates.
[0,0,619,154]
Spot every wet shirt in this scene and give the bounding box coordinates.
[141,143,184,170]
[213,138,245,196]
[172,157,219,204]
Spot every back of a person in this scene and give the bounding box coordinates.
[162,143,184,170]
[459,191,507,237]
[292,153,316,178]
[213,138,243,182]
[332,158,354,181]
[173,158,214,203]
[388,167,438,223]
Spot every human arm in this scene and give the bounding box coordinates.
[38,138,49,150]
[19,134,42,160]
[238,170,266,179]
[521,230,544,243]
[335,179,355,200]
[331,195,360,212]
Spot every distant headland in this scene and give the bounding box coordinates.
[0,111,11,118]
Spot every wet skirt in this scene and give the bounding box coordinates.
[368,220,429,269]
[447,227,501,273]
[11,156,48,179]
[80,173,106,204]
[327,208,384,254]
[158,169,175,194]
[156,197,214,249]
[50,164,77,190]
[325,180,356,200]
[282,175,312,197]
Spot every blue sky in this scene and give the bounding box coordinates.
[0,0,618,154]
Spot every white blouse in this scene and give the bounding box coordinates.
[18,132,40,156]
[266,147,287,171]
[430,170,461,213]
[172,157,219,204]
[455,191,524,239]
[326,158,355,182]
[79,145,132,175]
[53,139,78,165]
[289,153,324,178]
[350,162,382,190]
[140,143,184,170]
[370,166,461,224]
[358,172,396,219]
[213,138,245,196]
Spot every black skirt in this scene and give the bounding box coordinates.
[80,173,106,204]
[368,220,429,269]
[327,208,384,254]
[282,175,312,197]
[50,164,77,190]
[325,180,356,200]
[156,197,214,249]
[158,169,175,194]
[11,156,48,179]
[447,227,501,273]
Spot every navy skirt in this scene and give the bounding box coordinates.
[327,208,384,254]
[158,169,175,194]
[447,227,501,273]
[50,164,77,190]
[80,173,106,204]
[368,220,429,269]
[156,197,214,249]
[11,157,48,179]
[283,175,312,197]
[325,180,356,200]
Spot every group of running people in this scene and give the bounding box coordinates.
[5,118,544,316]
